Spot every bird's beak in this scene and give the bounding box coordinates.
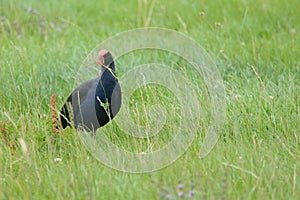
[96,50,109,66]
[96,56,105,66]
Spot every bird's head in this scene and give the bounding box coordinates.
[96,50,115,72]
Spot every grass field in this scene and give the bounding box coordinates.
[1,0,300,199]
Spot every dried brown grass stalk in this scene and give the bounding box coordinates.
[0,121,6,133]
[0,121,8,144]
[50,93,59,136]
[0,121,16,151]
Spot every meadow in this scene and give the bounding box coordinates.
[0,0,299,199]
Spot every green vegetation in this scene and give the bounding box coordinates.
[1,0,299,199]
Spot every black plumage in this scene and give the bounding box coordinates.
[60,50,121,132]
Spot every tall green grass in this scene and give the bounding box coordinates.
[1,0,299,199]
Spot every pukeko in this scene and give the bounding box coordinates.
[60,50,121,132]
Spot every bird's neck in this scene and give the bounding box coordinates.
[108,62,115,71]
[100,63,116,77]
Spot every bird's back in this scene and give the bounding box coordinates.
[60,70,121,132]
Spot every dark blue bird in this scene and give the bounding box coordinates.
[60,50,121,132]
